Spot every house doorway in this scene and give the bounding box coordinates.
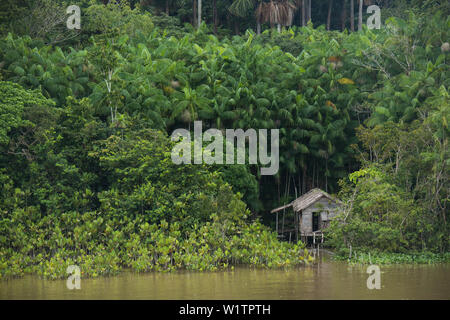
[312,212,320,232]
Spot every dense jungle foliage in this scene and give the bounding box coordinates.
[0,0,449,277]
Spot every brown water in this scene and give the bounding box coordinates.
[1,252,449,299]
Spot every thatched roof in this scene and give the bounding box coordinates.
[270,188,341,213]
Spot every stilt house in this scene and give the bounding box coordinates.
[271,188,342,244]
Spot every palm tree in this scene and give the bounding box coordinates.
[306,0,311,23]
[198,0,202,28]
[327,0,334,30]
[171,86,211,130]
[198,101,237,129]
[358,0,363,31]
[229,0,256,14]
[229,0,257,32]
[255,1,264,34]
[341,0,347,31]
[255,1,297,32]
[213,0,218,33]
[350,0,354,31]
[301,0,306,26]
[230,1,297,34]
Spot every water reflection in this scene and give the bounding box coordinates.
[1,253,449,299]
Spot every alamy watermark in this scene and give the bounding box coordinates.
[170,121,279,175]
[66,5,81,30]
[367,5,381,30]
[63,3,381,32]
[66,265,81,290]
[366,265,381,290]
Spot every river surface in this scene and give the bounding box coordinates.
[1,252,449,299]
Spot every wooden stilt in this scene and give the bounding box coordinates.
[276,212,279,234]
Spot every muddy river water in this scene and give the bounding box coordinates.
[1,252,448,299]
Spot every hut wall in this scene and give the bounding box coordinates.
[299,197,339,234]
[300,210,312,234]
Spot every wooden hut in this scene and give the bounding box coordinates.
[271,188,342,244]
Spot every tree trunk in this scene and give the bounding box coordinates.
[213,0,218,34]
[193,0,197,26]
[302,0,306,26]
[302,166,307,194]
[341,0,347,31]
[308,0,312,23]
[257,21,261,35]
[350,0,354,31]
[327,0,333,30]
[198,0,202,28]
[165,0,169,15]
[277,24,281,33]
[234,19,240,35]
[358,0,363,31]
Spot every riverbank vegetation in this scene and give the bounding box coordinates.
[334,251,450,265]
[0,1,449,278]
[0,104,311,278]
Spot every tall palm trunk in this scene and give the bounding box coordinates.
[327,0,333,30]
[302,166,307,194]
[255,2,262,35]
[302,0,306,26]
[350,0,354,31]
[358,0,363,31]
[198,0,202,28]
[193,0,197,27]
[213,0,218,33]
[341,0,347,31]
[234,19,240,35]
[308,0,312,23]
